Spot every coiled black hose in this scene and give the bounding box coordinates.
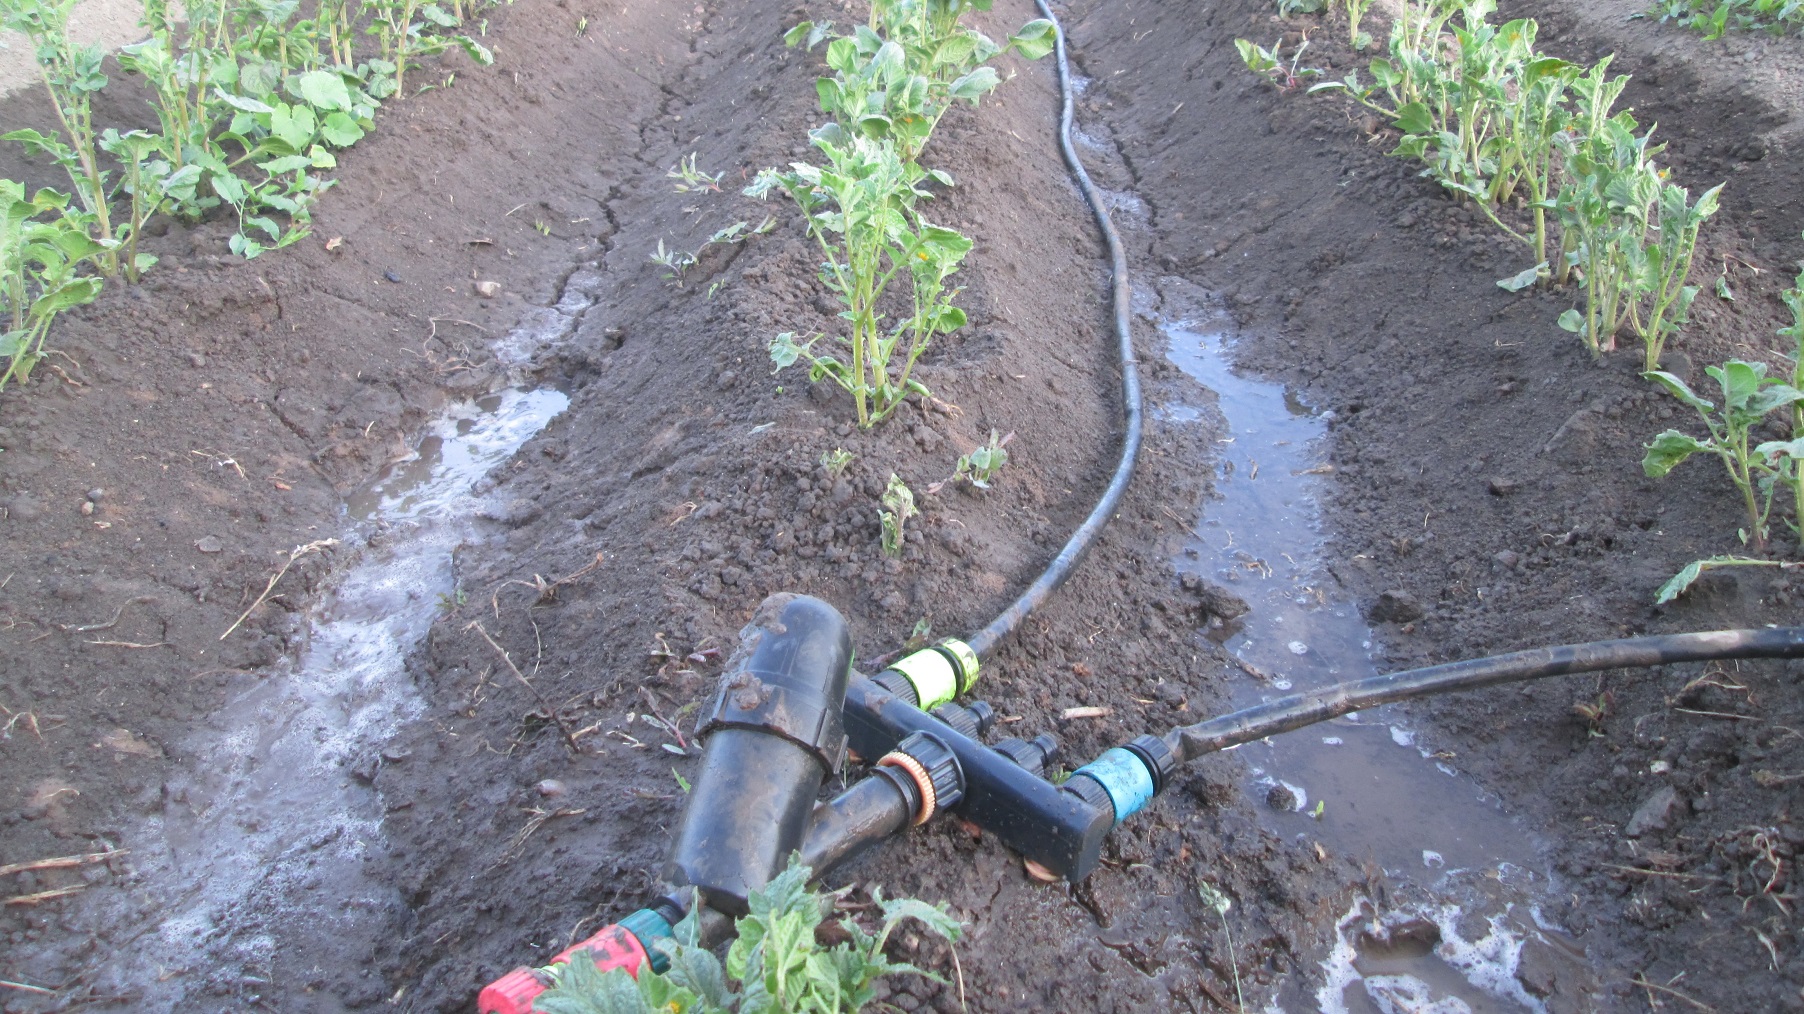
[1161,627,1804,763]
[965,0,1143,661]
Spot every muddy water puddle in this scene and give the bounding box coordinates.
[100,385,567,1004]
[1156,290,1593,1012]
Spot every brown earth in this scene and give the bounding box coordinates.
[1,0,1802,1011]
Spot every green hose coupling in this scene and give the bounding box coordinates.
[871,639,980,711]
[618,907,675,973]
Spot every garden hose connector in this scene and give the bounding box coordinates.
[870,639,980,711]
[993,733,1060,779]
[1067,736,1176,827]
[477,906,675,1014]
[878,731,966,825]
[931,699,997,740]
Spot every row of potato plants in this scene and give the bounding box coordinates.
[1,0,493,390]
[1246,0,1723,369]
[1647,0,1804,39]
[1242,0,1804,599]
[753,0,1054,429]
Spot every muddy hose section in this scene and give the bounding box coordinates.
[963,0,1142,662]
[1160,627,1804,763]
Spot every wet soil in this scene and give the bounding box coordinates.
[1063,0,1804,1009]
[3,0,1803,1011]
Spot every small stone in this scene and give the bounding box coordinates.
[1265,783,1297,811]
[188,352,207,368]
[195,535,224,554]
[474,280,502,298]
[1488,477,1518,496]
[1625,785,1681,837]
[1493,550,1520,569]
[1366,589,1425,624]
[86,488,105,502]
[383,270,402,283]
[79,501,94,516]
[715,369,738,390]
[536,779,567,798]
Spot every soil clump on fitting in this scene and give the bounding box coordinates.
[2,0,1802,1011]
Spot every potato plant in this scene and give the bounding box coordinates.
[1,0,125,277]
[752,134,972,429]
[1648,0,1804,38]
[1773,254,1804,535]
[1643,362,1804,554]
[1,182,105,389]
[1273,0,1722,364]
[532,860,960,1014]
[1650,243,1804,603]
[789,2,1054,163]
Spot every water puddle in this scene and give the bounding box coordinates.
[1152,281,1593,1012]
[80,382,568,1001]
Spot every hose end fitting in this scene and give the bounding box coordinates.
[879,731,966,825]
[993,732,1060,779]
[1124,734,1179,795]
[477,908,673,1014]
[1069,746,1157,827]
[936,638,980,694]
[931,699,997,740]
[877,640,976,712]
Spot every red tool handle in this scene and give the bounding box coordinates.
[476,923,650,1014]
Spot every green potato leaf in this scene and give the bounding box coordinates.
[1642,429,1709,477]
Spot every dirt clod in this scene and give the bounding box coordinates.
[1366,589,1425,624]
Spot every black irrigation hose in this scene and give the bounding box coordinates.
[1161,627,1804,764]
[965,0,1142,661]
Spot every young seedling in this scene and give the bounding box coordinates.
[668,153,724,194]
[879,474,916,558]
[954,429,1012,488]
[1196,882,1245,1013]
[1643,361,1804,554]
[1655,556,1804,605]
[1572,691,1612,736]
[1235,36,1321,92]
[532,858,961,1014]
[649,221,766,287]
[819,447,855,478]
[903,615,933,651]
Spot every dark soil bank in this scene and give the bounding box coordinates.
[2,0,1802,1011]
[1064,0,1804,1009]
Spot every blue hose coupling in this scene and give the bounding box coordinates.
[1070,748,1156,827]
[1068,735,1178,827]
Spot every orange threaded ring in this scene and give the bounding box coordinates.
[877,751,936,826]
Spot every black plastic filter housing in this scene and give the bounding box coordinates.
[662,594,853,914]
